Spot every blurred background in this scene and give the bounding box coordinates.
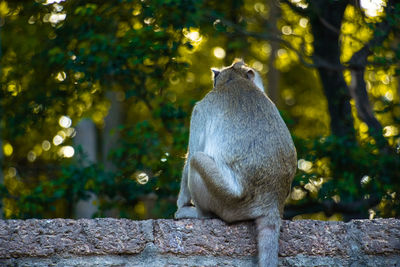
[0,0,399,221]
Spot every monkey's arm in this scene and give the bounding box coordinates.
[176,106,205,210]
[177,161,191,208]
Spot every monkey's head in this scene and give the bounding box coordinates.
[211,59,259,90]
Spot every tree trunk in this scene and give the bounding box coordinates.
[309,1,356,140]
[224,0,245,64]
[347,0,394,149]
[74,118,98,218]
[102,90,122,217]
[349,67,388,148]
[103,91,122,171]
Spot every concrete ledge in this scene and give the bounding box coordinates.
[0,218,399,266]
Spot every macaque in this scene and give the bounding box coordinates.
[175,59,297,267]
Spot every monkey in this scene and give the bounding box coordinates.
[250,68,265,92]
[175,59,297,267]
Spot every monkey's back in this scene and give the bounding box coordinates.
[198,78,297,219]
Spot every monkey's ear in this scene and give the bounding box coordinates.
[246,69,255,81]
[211,68,220,79]
[233,58,244,65]
[233,59,245,69]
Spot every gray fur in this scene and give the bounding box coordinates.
[175,60,297,266]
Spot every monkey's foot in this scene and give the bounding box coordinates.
[175,206,216,219]
[175,206,199,219]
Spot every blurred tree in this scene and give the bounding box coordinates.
[0,0,200,218]
[282,0,399,149]
[74,118,98,218]
[0,139,3,219]
[0,0,398,220]
[200,0,399,220]
[266,0,281,104]
[279,0,400,219]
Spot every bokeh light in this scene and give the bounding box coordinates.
[27,151,37,162]
[360,0,385,17]
[3,143,13,156]
[59,146,74,158]
[59,116,72,128]
[213,47,226,59]
[53,135,64,146]
[42,140,51,151]
[133,172,149,185]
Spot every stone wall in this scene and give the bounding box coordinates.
[0,218,399,266]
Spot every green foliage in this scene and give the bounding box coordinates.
[0,0,399,220]
[0,149,108,219]
[0,0,198,218]
[293,134,400,219]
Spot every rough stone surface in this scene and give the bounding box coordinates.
[352,218,400,255]
[0,218,153,258]
[0,218,398,266]
[280,220,349,257]
[154,219,257,256]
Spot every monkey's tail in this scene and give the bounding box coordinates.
[255,210,281,267]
